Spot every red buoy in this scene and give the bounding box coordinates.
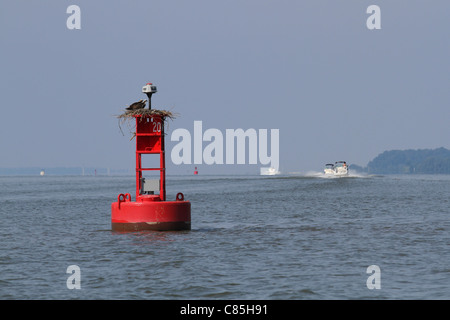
[111,94,191,231]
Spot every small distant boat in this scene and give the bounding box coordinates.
[324,161,348,176]
[324,164,335,175]
[260,167,280,176]
[40,170,45,176]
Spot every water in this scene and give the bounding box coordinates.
[0,173,449,299]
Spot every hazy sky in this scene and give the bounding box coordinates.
[1,1,449,174]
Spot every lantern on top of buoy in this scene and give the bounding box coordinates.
[111,83,191,231]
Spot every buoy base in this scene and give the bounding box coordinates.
[111,195,191,232]
[111,221,190,232]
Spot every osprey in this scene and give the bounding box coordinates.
[126,99,147,110]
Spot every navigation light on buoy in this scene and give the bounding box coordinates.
[142,83,157,110]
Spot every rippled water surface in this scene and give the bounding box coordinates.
[0,174,449,299]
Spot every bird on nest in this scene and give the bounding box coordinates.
[125,99,147,110]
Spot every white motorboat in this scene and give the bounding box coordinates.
[260,167,280,176]
[324,164,335,175]
[324,161,348,176]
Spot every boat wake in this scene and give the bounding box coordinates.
[302,171,371,179]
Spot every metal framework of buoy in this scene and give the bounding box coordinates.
[111,83,191,231]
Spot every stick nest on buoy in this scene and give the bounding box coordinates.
[116,109,178,139]
[116,108,177,120]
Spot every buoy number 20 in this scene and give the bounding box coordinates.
[153,121,162,132]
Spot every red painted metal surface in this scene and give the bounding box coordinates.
[111,193,191,231]
[111,113,191,231]
[134,114,165,200]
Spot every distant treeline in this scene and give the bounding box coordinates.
[350,147,450,174]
